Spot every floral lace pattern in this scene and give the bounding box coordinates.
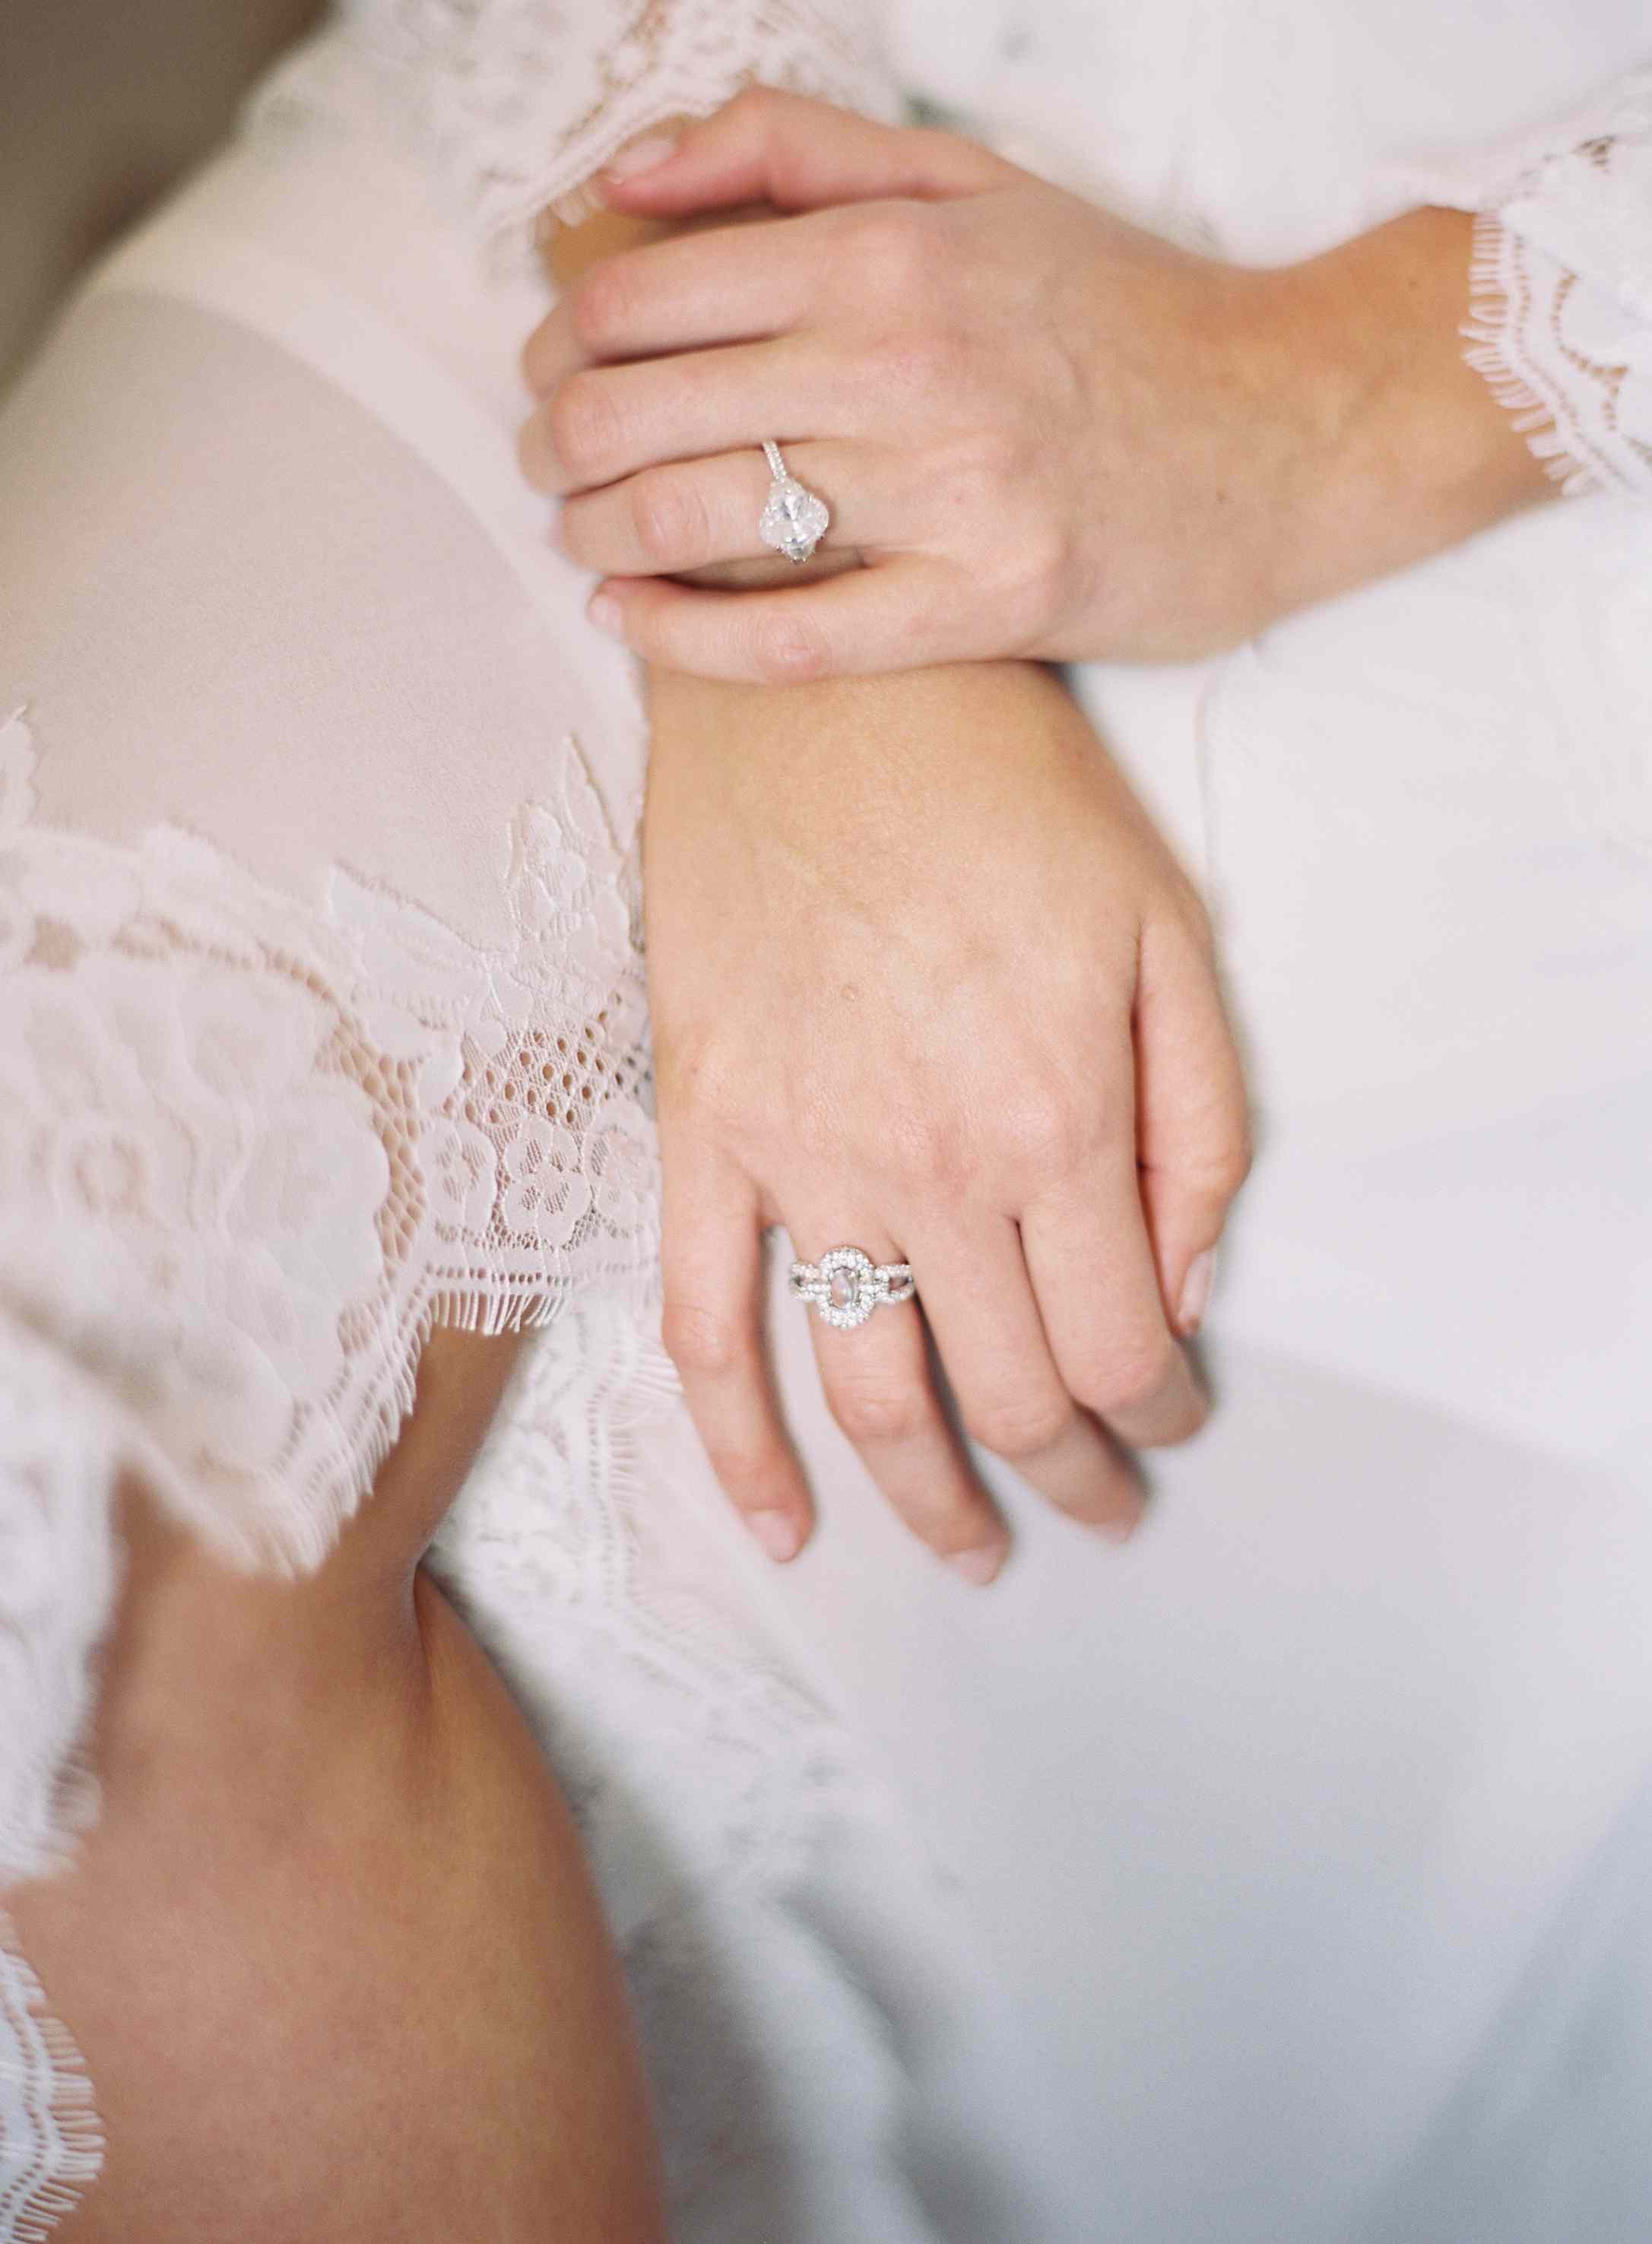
[258,0,898,261]
[0,702,657,1867]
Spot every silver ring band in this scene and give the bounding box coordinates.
[789,1245,917,1331]
[758,439,831,566]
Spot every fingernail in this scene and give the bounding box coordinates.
[1177,1247,1217,1336]
[747,1509,804,1563]
[587,591,623,638]
[603,132,683,184]
[949,1545,1006,1587]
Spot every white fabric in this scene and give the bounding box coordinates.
[1,0,1650,2238]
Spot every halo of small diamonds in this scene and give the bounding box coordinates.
[788,1246,918,1330]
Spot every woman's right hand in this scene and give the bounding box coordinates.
[644,656,1251,1579]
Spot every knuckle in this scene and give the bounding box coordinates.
[994,513,1073,649]
[1083,1336,1179,1419]
[1170,876,1219,952]
[827,1375,930,1450]
[728,83,782,125]
[661,1299,745,1378]
[963,1388,1072,1460]
[629,471,706,568]
[520,315,561,397]
[554,493,595,567]
[845,204,927,297]
[751,607,831,685]
[1209,1124,1255,1200]
[880,1108,946,1184]
[515,408,556,493]
[558,499,607,572]
[944,425,1016,516]
[567,265,629,354]
[711,1441,786,1503]
[549,370,620,483]
[997,1089,1086,1180]
[870,322,952,400]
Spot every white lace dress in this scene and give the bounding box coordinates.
[3,4,1652,2239]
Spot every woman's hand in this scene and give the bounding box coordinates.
[644,656,1249,1579]
[520,89,1555,682]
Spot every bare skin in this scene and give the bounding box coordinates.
[8,1329,667,2244]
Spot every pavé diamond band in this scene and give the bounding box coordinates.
[788,1247,918,1332]
[758,439,831,566]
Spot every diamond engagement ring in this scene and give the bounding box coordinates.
[759,439,831,566]
[789,1247,918,1332]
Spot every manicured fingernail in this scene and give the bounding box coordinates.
[747,1509,804,1563]
[603,132,683,184]
[949,1545,1005,1587]
[1177,1247,1217,1336]
[587,591,623,638]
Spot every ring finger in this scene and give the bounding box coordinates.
[556,440,897,578]
[786,1216,1008,1582]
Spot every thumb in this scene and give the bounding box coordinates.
[598,87,1012,220]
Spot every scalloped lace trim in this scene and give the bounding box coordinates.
[1443,72,1652,499]
[253,2,897,264]
[1465,207,1652,500]
[0,1916,103,2244]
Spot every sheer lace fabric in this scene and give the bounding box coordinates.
[258,0,898,262]
[1400,64,1652,496]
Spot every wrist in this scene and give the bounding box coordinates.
[1257,207,1557,613]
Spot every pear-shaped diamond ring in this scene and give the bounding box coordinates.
[759,439,831,566]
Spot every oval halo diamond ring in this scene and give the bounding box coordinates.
[758,439,831,566]
[789,1246,918,1332]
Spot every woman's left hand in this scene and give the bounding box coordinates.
[519,88,1550,683]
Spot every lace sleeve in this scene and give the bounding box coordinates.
[1397,65,1652,498]
[259,1,901,264]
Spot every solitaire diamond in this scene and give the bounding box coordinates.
[758,439,830,565]
[759,476,831,565]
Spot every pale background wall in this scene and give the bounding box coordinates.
[0,0,323,389]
